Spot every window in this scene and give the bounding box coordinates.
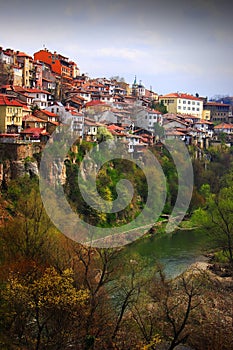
[178,106,181,109]
[192,101,195,105]
[36,94,39,98]
[192,107,195,111]
[183,100,186,104]
[197,108,199,111]
[188,107,190,110]
[188,101,191,104]
[183,107,186,110]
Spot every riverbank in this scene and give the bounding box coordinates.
[186,253,233,286]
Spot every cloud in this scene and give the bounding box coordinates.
[96,47,148,61]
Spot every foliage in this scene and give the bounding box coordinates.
[151,100,167,114]
[1,267,89,349]
[192,184,233,263]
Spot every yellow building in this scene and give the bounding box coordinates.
[0,95,23,133]
[159,92,203,118]
[202,109,211,121]
[16,52,33,88]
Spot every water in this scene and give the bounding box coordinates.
[126,229,211,278]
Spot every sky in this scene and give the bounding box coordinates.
[1,0,233,99]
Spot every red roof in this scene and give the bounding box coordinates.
[0,95,23,107]
[26,88,50,94]
[85,100,107,107]
[214,123,233,129]
[107,124,125,131]
[16,51,32,59]
[20,127,48,136]
[22,115,45,122]
[161,93,202,101]
[39,110,58,117]
[194,119,213,125]
[205,101,230,107]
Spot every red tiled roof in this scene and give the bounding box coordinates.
[205,102,230,107]
[161,93,202,101]
[20,127,48,135]
[16,51,32,59]
[214,123,233,129]
[0,95,23,107]
[107,124,125,131]
[26,88,50,94]
[22,115,45,122]
[194,119,213,125]
[39,110,58,117]
[85,100,107,107]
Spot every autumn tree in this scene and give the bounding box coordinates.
[1,267,90,349]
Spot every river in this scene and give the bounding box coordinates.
[126,228,212,279]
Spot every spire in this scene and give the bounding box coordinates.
[133,75,137,85]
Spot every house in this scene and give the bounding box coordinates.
[192,119,214,138]
[163,117,188,130]
[214,123,233,134]
[34,49,72,78]
[22,115,47,129]
[0,94,23,133]
[159,93,203,118]
[203,101,231,122]
[84,118,102,141]
[34,109,59,123]
[165,129,187,142]
[20,127,49,142]
[16,51,34,88]
[132,108,163,133]
[10,86,52,109]
[46,102,84,137]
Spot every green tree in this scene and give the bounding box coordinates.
[151,101,167,114]
[97,126,113,142]
[153,122,165,140]
[193,184,233,263]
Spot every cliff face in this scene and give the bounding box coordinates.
[0,142,68,187]
[0,159,39,186]
[0,142,41,186]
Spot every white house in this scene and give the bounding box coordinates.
[27,88,51,109]
[46,102,84,137]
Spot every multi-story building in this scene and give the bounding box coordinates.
[16,51,34,88]
[131,107,163,133]
[0,94,23,133]
[158,93,203,118]
[203,101,231,122]
[34,49,79,80]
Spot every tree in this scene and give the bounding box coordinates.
[1,267,89,350]
[153,122,165,140]
[193,184,233,264]
[97,126,113,142]
[151,101,167,114]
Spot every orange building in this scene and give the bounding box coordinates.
[34,49,72,77]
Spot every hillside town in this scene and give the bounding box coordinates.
[0,45,233,156]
